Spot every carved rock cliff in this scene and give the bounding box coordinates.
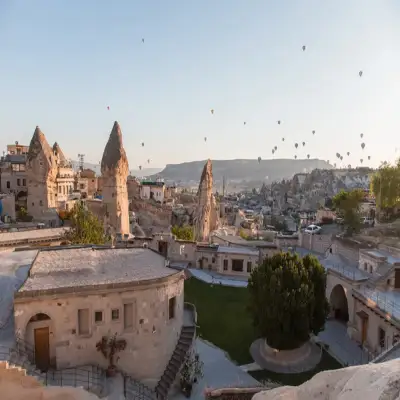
[194,159,220,241]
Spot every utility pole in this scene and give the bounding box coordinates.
[78,154,85,171]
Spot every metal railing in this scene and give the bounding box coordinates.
[123,374,156,400]
[0,343,106,395]
[354,286,400,321]
[324,263,363,281]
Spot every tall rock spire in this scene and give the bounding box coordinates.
[52,142,67,166]
[101,121,130,236]
[26,126,57,218]
[193,159,220,242]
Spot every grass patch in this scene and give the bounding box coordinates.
[184,277,256,365]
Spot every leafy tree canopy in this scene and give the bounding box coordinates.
[332,189,364,235]
[65,202,109,245]
[171,225,194,241]
[248,252,329,350]
[370,160,400,211]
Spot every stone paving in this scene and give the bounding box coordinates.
[317,320,369,366]
[170,339,262,400]
[188,268,248,287]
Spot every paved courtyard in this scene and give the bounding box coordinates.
[170,338,262,400]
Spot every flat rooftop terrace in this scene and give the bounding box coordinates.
[17,247,178,296]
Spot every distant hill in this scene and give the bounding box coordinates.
[151,159,333,184]
[70,161,163,177]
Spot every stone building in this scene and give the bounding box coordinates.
[100,122,130,236]
[14,246,191,388]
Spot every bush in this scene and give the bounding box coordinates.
[248,252,329,350]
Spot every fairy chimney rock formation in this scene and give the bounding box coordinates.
[26,126,58,218]
[52,142,67,166]
[101,121,130,236]
[194,159,220,242]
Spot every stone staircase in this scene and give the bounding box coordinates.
[155,325,196,399]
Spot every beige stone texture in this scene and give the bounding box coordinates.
[252,359,400,400]
[14,274,184,383]
[100,122,130,236]
[26,127,58,218]
[193,160,220,242]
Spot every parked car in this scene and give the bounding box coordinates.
[304,224,322,235]
[360,217,374,226]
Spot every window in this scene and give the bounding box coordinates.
[364,262,367,271]
[6,181,10,189]
[111,309,120,321]
[22,179,26,186]
[39,200,43,206]
[223,259,228,271]
[94,311,103,323]
[80,184,85,189]
[78,309,89,335]
[124,303,133,329]
[17,179,20,186]
[247,261,252,273]
[378,327,386,349]
[168,297,176,320]
[232,259,244,272]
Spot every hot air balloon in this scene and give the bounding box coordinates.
[204,137,207,142]
[282,137,285,142]
[139,165,142,170]
[347,152,350,156]
[312,130,315,135]
[294,155,297,159]
[359,71,363,77]
[141,142,144,147]
[360,133,364,138]
[258,157,261,163]
[295,143,298,149]
[107,106,110,110]
[336,153,340,159]
[368,156,371,160]
[244,122,246,125]
[277,120,281,125]
[307,154,310,159]
[361,142,365,150]
[302,45,306,51]
[147,159,150,164]
[348,164,351,169]
[210,109,214,115]
[360,159,363,164]
[142,38,145,43]
[340,156,343,161]
[272,149,275,154]
[302,142,305,147]
[274,146,277,151]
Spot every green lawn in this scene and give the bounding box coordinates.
[184,277,256,365]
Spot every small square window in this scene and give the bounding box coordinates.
[111,309,120,321]
[94,311,103,323]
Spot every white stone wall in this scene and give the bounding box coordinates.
[14,276,184,382]
[217,252,259,276]
[353,297,400,353]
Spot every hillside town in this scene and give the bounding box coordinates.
[0,122,399,400]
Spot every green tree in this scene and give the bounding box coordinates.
[171,225,194,241]
[370,160,400,218]
[248,252,329,350]
[332,189,364,235]
[65,202,109,245]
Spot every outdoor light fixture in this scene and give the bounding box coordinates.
[152,326,156,334]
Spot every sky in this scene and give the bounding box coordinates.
[1,1,400,170]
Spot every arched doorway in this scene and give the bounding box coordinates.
[26,313,52,371]
[330,285,349,323]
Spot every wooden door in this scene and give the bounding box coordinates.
[361,319,368,345]
[34,327,50,371]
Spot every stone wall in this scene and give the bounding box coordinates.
[299,233,332,254]
[14,275,184,384]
